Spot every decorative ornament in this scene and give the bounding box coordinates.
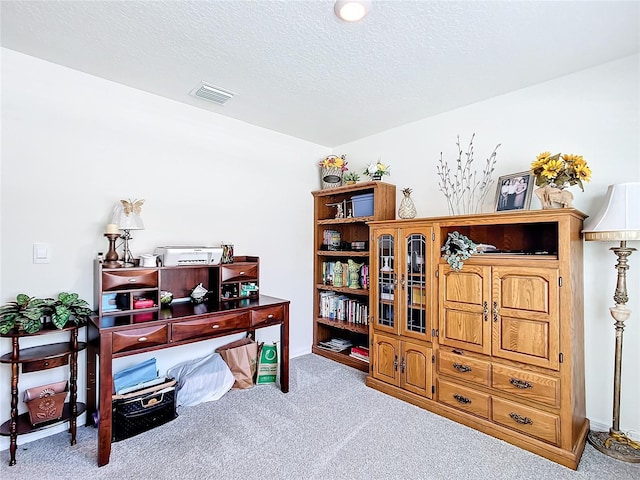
[398,188,417,219]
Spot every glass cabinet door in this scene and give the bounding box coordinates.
[400,228,431,340]
[374,230,396,333]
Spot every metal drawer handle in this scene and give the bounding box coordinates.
[510,378,533,389]
[509,412,533,425]
[137,336,148,342]
[240,271,245,275]
[128,278,138,282]
[483,301,488,321]
[453,363,472,373]
[453,394,471,404]
[43,361,49,367]
[212,324,220,329]
[493,301,498,322]
[267,314,274,318]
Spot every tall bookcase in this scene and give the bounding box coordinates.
[312,181,396,371]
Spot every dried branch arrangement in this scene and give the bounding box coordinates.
[437,134,500,215]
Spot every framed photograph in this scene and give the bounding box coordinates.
[494,171,534,212]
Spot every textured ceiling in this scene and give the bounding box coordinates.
[1,1,638,147]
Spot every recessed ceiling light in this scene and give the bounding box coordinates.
[334,0,371,22]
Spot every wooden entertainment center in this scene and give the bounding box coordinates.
[366,209,588,469]
[87,257,289,466]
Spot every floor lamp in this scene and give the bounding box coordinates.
[582,182,640,462]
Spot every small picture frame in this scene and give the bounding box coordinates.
[495,172,534,212]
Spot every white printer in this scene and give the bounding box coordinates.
[154,246,223,266]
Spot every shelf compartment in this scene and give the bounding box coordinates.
[0,342,87,365]
[312,346,369,372]
[316,317,369,335]
[0,403,86,436]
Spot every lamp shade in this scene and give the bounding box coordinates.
[110,199,145,231]
[582,182,640,242]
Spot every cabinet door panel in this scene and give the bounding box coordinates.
[492,267,559,369]
[401,341,432,398]
[399,228,432,341]
[372,229,398,334]
[372,333,399,386]
[439,264,491,355]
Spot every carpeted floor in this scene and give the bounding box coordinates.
[1,354,638,479]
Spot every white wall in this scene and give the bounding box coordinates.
[332,54,640,440]
[2,48,639,451]
[0,48,328,449]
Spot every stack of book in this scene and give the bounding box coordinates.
[319,291,368,325]
[349,346,369,363]
[317,338,352,352]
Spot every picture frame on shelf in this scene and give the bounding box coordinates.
[494,171,534,212]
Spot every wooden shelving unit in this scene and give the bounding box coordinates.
[311,181,396,371]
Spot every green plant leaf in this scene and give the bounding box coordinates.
[52,305,71,329]
[0,317,16,334]
[16,294,31,307]
[22,317,41,334]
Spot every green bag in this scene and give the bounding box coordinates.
[256,343,278,385]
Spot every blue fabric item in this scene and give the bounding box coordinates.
[113,358,158,393]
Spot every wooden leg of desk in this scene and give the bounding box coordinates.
[86,341,97,426]
[97,332,113,467]
[280,305,289,393]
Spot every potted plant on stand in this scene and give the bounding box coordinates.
[0,292,92,334]
[343,172,360,185]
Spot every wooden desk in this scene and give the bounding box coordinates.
[86,295,289,466]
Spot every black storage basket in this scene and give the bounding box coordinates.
[112,379,178,442]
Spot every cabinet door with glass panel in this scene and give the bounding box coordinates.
[372,226,433,342]
[371,228,398,335]
[398,227,433,342]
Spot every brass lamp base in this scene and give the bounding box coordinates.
[588,429,640,463]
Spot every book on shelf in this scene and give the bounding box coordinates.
[349,352,370,363]
[318,291,368,325]
[317,338,353,352]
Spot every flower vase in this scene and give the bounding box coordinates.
[398,189,417,219]
[535,185,573,209]
[321,167,343,189]
[371,173,382,181]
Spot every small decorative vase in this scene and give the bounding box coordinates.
[535,185,573,209]
[398,188,417,219]
[347,259,364,289]
[321,167,343,189]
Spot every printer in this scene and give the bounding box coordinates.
[154,246,223,266]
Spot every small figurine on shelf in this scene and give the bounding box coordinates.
[333,261,344,287]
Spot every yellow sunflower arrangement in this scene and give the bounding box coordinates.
[530,152,592,191]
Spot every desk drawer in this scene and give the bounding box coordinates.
[22,355,69,373]
[171,312,250,343]
[112,324,168,354]
[251,305,284,327]
[492,364,559,407]
[103,269,158,291]
[492,397,560,445]
[437,379,490,419]
[438,350,490,386]
[220,264,258,282]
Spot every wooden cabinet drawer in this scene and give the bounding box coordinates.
[438,350,490,386]
[171,312,250,343]
[22,355,68,373]
[221,264,258,282]
[437,379,490,419]
[102,269,158,291]
[492,397,560,445]
[112,324,168,354]
[492,364,559,407]
[251,306,283,327]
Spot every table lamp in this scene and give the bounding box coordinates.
[582,182,640,462]
[110,199,145,267]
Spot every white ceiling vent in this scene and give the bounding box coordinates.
[189,82,235,106]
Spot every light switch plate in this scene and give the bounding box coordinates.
[33,243,51,263]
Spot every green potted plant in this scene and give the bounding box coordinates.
[343,171,360,185]
[0,292,92,334]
